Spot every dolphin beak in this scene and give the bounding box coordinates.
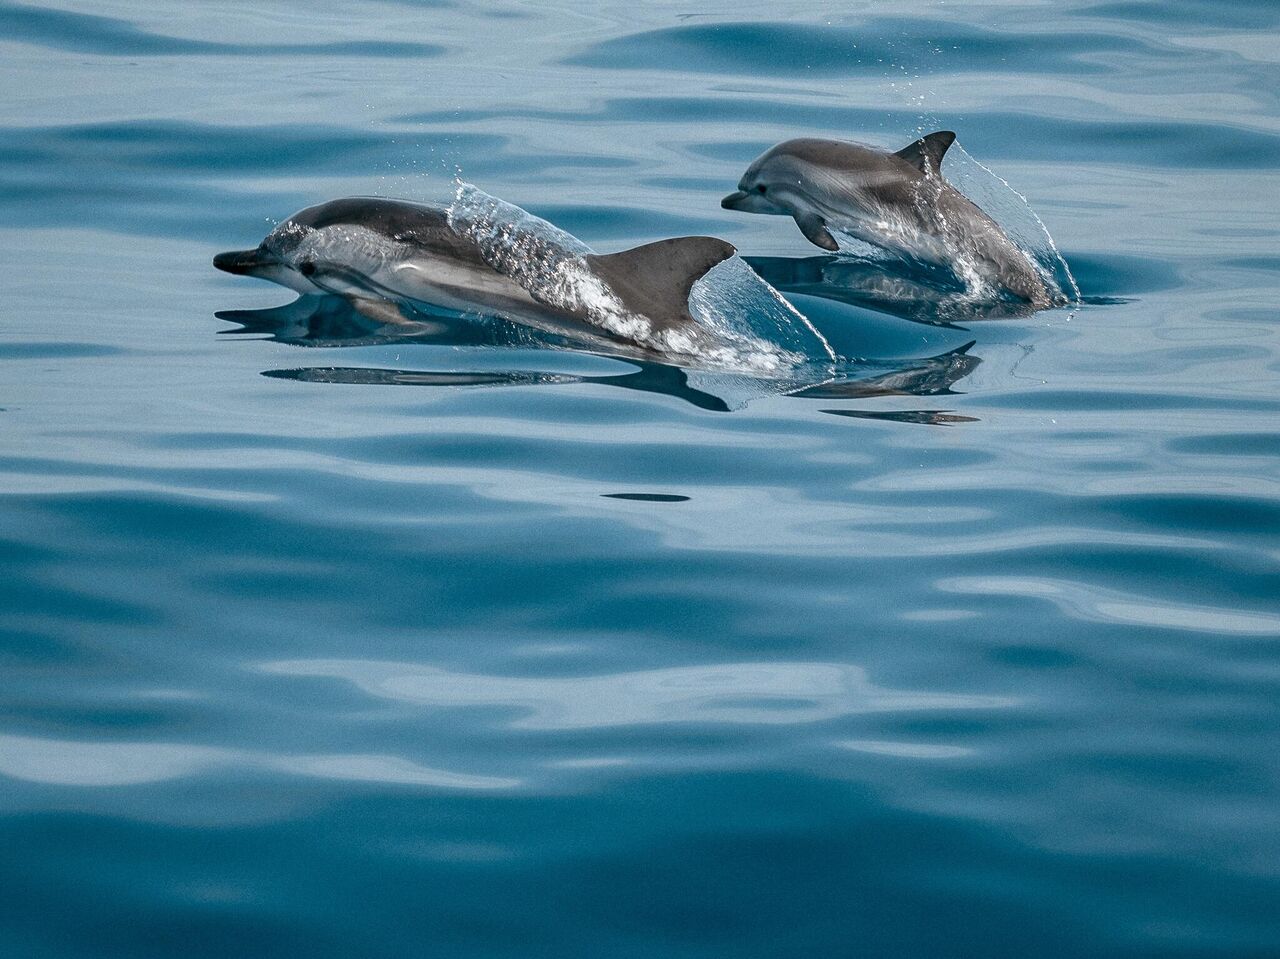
[721,190,749,210]
[214,248,275,276]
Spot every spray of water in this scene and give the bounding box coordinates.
[947,144,1081,305]
[446,182,835,375]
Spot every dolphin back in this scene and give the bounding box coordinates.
[584,237,736,332]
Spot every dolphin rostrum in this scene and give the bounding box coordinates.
[721,132,1059,308]
[214,195,769,366]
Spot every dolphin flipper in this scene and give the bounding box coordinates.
[795,213,840,252]
[894,131,956,175]
[584,237,736,332]
[346,295,422,327]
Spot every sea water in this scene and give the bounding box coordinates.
[2,2,1279,956]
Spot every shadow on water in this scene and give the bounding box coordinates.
[217,293,983,417]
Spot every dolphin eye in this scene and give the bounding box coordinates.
[298,259,317,277]
[757,185,767,194]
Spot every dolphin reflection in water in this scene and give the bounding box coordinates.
[217,293,982,418]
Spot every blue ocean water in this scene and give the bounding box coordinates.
[3,1,1279,955]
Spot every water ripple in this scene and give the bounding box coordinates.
[258,659,1019,730]
[0,733,516,790]
[0,2,446,58]
[562,19,1162,78]
[937,576,1280,637]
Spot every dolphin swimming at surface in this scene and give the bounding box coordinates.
[214,193,795,369]
[721,132,1060,308]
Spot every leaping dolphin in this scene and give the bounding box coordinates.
[214,195,753,365]
[721,132,1060,308]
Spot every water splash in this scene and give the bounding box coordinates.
[447,182,835,375]
[689,255,836,363]
[947,144,1081,304]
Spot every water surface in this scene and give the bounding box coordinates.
[3,2,1279,956]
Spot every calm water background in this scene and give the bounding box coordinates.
[3,1,1280,956]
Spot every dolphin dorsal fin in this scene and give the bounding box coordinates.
[894,131,956,175]
[585,237,736,332]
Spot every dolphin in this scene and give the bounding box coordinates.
[721,132,1059,308]
[214,196,740,361]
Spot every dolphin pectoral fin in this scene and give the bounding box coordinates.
[584,236,736,332]
[346,296,418,327]
[894,130,956,175]
[795,214,840,252]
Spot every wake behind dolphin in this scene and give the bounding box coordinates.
[215,184,834,377]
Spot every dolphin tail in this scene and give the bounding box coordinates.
[584,237,736,332]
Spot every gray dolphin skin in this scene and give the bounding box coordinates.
[214,197,736,355]
[721,132,1057,307]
